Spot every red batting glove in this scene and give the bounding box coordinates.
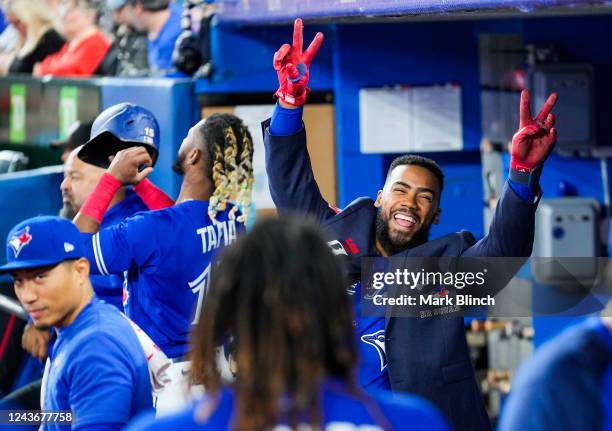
[510,90,558,173]
[273,18,324,107]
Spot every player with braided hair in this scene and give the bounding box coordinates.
[198,113,254,223]
[73,112,254,414]
[230,124,255,221]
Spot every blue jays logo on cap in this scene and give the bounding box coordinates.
[0,216,86,275]
[8,226,32,258]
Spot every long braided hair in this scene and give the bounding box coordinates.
[190,218,359,431]
[197,113,254,224]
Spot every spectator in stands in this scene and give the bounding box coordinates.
[0,23,18,58]
[128,0,182,76]
[34,0,111,77]
[97,0,149,76]
[0,3,21,74]
[2,0,65,75]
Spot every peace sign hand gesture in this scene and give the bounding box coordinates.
[510,90,558,173]
[273,18,324,107]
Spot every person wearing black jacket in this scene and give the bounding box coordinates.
[97,0,149,77]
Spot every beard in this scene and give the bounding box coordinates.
[375,208,431,256]
[172,152,186,176]
[33,322,51,331]
[59,203,78,219]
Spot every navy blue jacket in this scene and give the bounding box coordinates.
[263,120,539,431]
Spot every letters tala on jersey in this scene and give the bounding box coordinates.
[197,219,238,253]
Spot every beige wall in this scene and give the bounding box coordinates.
[201,104,337,218]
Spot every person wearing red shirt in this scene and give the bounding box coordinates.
[35,0,110,77]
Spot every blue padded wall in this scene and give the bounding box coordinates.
[332,21,484,238]
[0,167,63,281]
[196,20,334,94]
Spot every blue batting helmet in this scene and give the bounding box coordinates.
[78,103,160,168]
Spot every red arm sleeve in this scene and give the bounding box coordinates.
[133,179,175,210]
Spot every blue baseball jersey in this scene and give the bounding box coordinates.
[84,200,244,358]
[126,379,450,431]
[499,317,612,431]
[351,281,390,392]
[43,297,152,431]
[93,188,149,310]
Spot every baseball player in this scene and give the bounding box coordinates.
[125,218,451,431]
[264,19,558,431]
[73,113,254,413]
[0,216,153,430]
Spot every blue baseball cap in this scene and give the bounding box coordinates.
[0,216,86,274]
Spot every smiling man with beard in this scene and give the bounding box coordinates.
[374,155,443,255]
[263,19,559,431]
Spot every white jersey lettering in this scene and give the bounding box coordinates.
[188,263,211,324]
[197,220,238,254]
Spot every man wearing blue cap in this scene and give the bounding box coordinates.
[0,216,153,430]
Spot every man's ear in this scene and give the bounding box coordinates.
[187,148,202,165]
[433,207,442,225]
[73,258,90,281]
[374,190,383,208]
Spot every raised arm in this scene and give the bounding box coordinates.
[264,19,338,222]
[464,90,558,257]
